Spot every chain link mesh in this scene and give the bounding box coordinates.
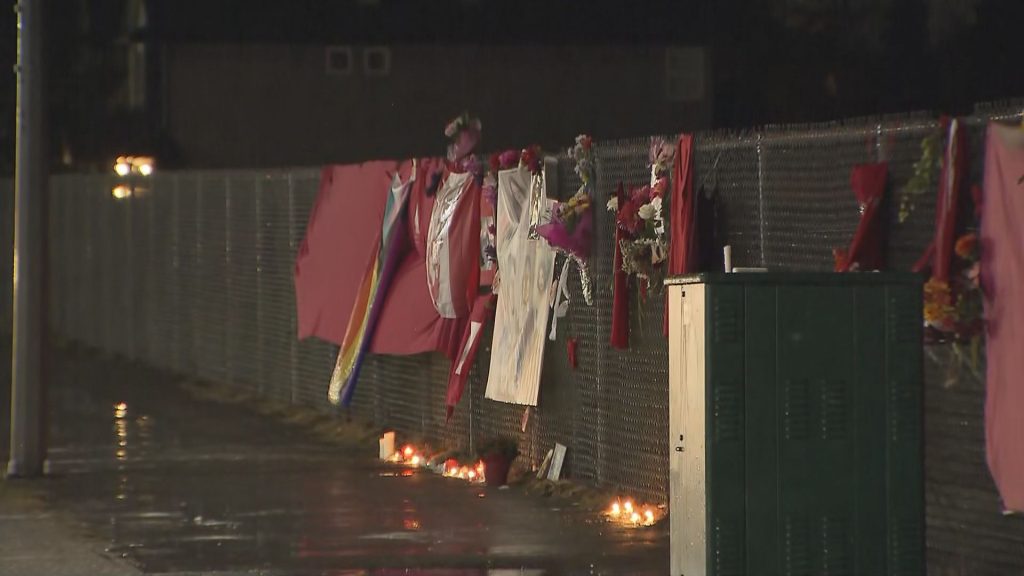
[25,103,1024,572]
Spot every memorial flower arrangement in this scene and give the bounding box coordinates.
[445,112,483,170]
[536,135,595,259]
[924,231,983,343]
[608,138,673,288]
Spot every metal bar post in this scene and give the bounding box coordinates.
[8,0,48,478]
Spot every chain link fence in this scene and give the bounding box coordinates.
[28,100,1024,574]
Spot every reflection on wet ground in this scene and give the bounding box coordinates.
[7,346,668,575]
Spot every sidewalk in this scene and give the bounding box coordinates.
[0,482,140,576]
[1,344,667,575]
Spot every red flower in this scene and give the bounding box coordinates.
[651,178,668,199]
[630,184,652,206]
[498,149,519,169]
[520,146,542,174]
[616,198,643,236]
[580,135,593,150]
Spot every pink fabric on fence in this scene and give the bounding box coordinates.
[295,159,465,359]
[981,122,1024,512]
[295,163,395,345]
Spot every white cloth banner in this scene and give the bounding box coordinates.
[485,167,556,406]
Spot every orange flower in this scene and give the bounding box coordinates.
[924,278,952,303]
[955,233,978,260]
[832,248,849,272]
[923,278,956,328]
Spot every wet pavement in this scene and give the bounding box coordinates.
[2,344,668,575]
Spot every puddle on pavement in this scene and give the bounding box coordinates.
[358,532,433,542]
[22,349,669,575]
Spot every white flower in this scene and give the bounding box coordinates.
[638,203,657,221]
[650,196,663,214]
[606,197,619,212]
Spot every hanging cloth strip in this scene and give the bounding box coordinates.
[835,162,889,272]
[981,121,1024,512]
[445,292,498,420]
[913,117,967,278]
[663,134,696,336]
[328,169,414,406]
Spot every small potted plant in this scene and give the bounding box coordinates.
[476,437,519,487]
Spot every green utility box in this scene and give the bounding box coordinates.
[666,273,923,576]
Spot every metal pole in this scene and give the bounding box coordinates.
[8,0,48,478]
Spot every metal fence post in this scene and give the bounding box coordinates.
[171,173,182,373]
[8,0,48,478]
[193,175,202,377]
[255,177,265,396]
[756,132,767,267]
[287,173,298,404]
[125,177,135,360]
[225,175,233,386]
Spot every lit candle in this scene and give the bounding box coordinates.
[630,512,641,524]
[623,500,634,514]
[609,501,621,517]
[402,446,414,459]
[410,455,421,466]
[644,510,655,525]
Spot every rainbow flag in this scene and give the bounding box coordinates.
[328,172,412,406]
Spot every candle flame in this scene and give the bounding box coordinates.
[402,446,414,458]
[609,501,621,517]
[644,510,655,525]
[467,470,477,480]
[410,455,421,466]
[623,500,634,514]
[630,512,641,524]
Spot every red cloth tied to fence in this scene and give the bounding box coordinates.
[981,122,1024,512]
[835,162,889,272]
[370,159,467,358]
[913,117,967,279]
[445,292,498,420]
[663,134,696,336]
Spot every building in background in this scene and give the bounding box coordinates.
[162,43,711,168]
[4,0,1022,172]
[42,0,715,171]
